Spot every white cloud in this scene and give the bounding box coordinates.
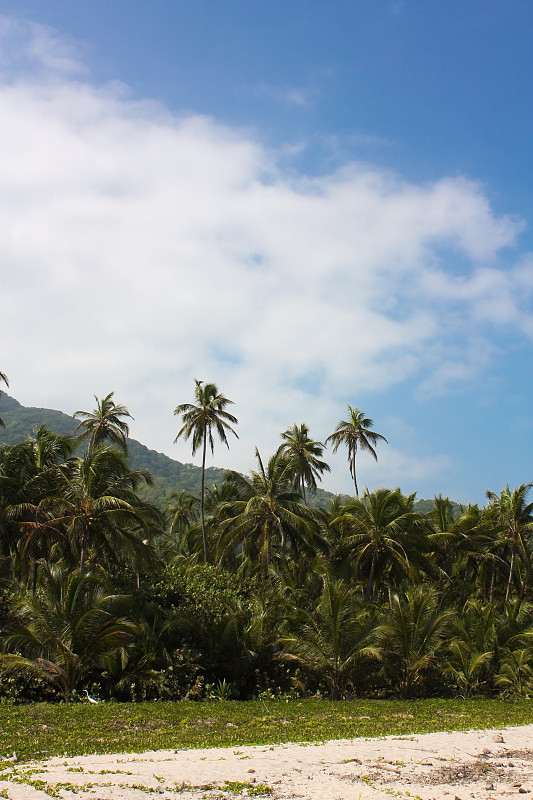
[1,18,531,497]
[0,15,87,78]
[253,83,314,108]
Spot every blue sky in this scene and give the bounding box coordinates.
[1,1,532,504]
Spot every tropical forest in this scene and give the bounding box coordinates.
[1,372,533,705]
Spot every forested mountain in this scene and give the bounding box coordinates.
[0,395,227,506]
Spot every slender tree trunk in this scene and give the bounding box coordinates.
[365,549,378,601]
[460,557,470,606]
[352,453,359,498]
[489,563,496,603]
[330,661,340,700]
[32,560,38,596]
[505,550,515,603]
[200,431,208,564]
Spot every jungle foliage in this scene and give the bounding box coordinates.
[0,389,532,704]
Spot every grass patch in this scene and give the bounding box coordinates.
[0,698,532,762]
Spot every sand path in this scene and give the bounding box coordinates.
[2,724,533,800]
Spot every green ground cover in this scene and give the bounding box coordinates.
[1,698,532,762]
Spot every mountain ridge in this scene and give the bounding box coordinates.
[0,394,227,505]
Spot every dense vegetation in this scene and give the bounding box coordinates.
[0,384,532,705]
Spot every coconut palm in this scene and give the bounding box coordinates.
[0,427,75,592]
[155,490,201,564]
[282,577,379,699]
[217,448,318,576]
[1,564,137,700]
[335,488,431,601]
[495,648,533,696]
[174,380,238,564]
[443,640,494,698]
[316,495,357,582]
[166,490,199,537]
[278,423,330,503]
[38,445,159,572]
[375,585,452,697]
[74,392,133,454]
[428,501,497,603]
[485,484,533,602]
[326,405,387,497]
[442,599,498,696]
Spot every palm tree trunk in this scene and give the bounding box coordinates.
[460,558,470,606]
[365,549,378,601]
[200,431,208,564]
[330,658,340,700]
[505,550,515,603]
[352,455,359,498]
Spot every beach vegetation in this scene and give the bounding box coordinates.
[0,697,532,761]
[1,388,533,710]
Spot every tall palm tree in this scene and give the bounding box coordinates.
[0,372,8,428]
[277,423,330,503]
[326,405,387,497]
[74,393,133,454]
[485,484,533,602]
[174,380,238,564]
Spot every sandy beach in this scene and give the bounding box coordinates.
[2,724,533,800]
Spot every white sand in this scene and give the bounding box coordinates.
[3,725,533,800]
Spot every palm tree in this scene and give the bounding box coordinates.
[1,564,136,700]
[335,488,431,601]
[74,393,133,454]
[0,427,74,593]
[166,490,199,537]
[282,578,379,699]
[375,585,452,697]
[37,446,159,572]
[428,500,495,603]
[495,647,533,696]
[0,372,8,428]
[491,598,533,696]
[217,449,318,576]
[174,380,238,564]
[326,405,387,497]
[486,484,533,602]
[277,423,330,503]
[442,599,498,696]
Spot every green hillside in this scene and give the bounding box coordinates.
[0,395,227,507]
